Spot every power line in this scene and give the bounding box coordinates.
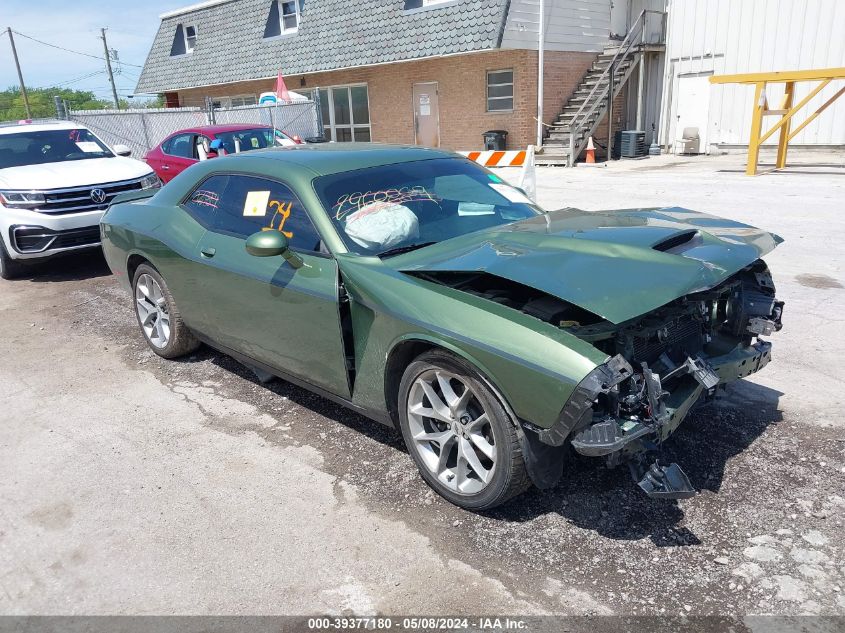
[11,29,144,68]
[52,70,106,87]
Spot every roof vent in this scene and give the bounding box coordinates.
[652,230,700,253]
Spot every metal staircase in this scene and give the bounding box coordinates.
[537,10,665,167]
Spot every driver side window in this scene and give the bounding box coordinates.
[186,174,323,252]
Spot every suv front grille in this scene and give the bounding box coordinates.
[35,177,146,215]
[11,225,101,254]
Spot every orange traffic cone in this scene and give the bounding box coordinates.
[585,136,596,164]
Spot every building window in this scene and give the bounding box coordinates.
[230,95,257,107]
[307,85,370,142]
[404,0,457,9]
[209,95,258,109]
[184,25,197,52]
[487,69,514,112]
[281,1,299,32]
[264,0,301,38]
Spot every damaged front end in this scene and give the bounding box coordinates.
[536,259,784,499]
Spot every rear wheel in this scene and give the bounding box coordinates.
[398,350,531,511]
[0,239,26,280]
[132,263,200,358]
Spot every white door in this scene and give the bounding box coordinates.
[413,82,440,148]
[674,74,712,154]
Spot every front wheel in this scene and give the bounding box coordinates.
[0,239,26,280]
[132,263,200,358]
[398,350,531,511]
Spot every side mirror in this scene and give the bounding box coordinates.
[245,231,303,269]
[113,144,132,157]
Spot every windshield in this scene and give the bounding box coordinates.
[313,157,542,256]
[213,128,294,154]
[0,128,113,168]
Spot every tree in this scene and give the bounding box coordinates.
[0,86,114,121]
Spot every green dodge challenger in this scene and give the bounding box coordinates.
[101,144,784,510]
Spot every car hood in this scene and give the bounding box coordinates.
[388,207,783,325]
[0,157,152,190]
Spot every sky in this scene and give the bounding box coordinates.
[1,0,189,100]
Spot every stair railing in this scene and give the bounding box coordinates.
[565,9,665,166]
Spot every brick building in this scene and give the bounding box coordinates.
[137,0,664,155]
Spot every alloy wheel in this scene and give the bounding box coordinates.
[135,273,171,348]
[407,369,497,495]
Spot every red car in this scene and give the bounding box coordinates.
[144,124,300,183]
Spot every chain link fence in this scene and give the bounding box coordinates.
[68,101,321,159]
[211,102,320,141]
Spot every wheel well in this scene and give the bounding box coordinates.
[126,254,150,283]
[384,340,437,428]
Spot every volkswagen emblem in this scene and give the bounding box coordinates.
[90,188,107,204]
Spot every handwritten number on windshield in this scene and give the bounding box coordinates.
[263,200,294,238]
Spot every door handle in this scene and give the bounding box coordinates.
[162,164,170,170]
[200,247,216,258]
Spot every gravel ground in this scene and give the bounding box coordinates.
[1,151,843,618]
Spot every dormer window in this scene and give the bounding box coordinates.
[404,0,457,9]
[184,25,197,52]
[280,1,299,32]
[169,23,196,56]
[264,0,301,38]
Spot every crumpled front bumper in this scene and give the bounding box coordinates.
[655,340,771,443]
[538,340,773,453]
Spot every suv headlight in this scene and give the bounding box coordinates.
[0,191,46,207]
[139,173,162,190]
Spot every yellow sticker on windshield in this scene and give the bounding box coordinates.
[243,191,270,216]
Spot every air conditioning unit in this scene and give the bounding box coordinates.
[615,130,647,158]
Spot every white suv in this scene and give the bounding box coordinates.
[0,120,161,279]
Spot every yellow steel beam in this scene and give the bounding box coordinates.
[710,67,845,84]
[747,82,765,175]
[787,85,845,142]
[776,82,795,168]
[710,67,845,175]
[756,78,831,146]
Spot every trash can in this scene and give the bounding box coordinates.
[482,130,508,151]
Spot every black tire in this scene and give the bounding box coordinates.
[132,263,200,359]
[0,239,27,280]
[398,350,531,511]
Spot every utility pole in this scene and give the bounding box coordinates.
[100,27,120,109]
[536,0,545,148]
[6,28,32,119]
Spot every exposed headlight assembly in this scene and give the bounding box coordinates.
[139,173,162,190]
[0,191,46,207]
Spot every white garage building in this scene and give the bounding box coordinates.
[656,0,845,152]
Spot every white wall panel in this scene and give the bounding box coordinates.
[660,0,845,147]
[501,0,613,52]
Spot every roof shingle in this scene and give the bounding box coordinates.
[137,0,509,93]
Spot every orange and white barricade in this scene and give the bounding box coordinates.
[459,146,537,202]
[459,149,528,168]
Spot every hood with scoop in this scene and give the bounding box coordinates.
[388,207,782,325]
